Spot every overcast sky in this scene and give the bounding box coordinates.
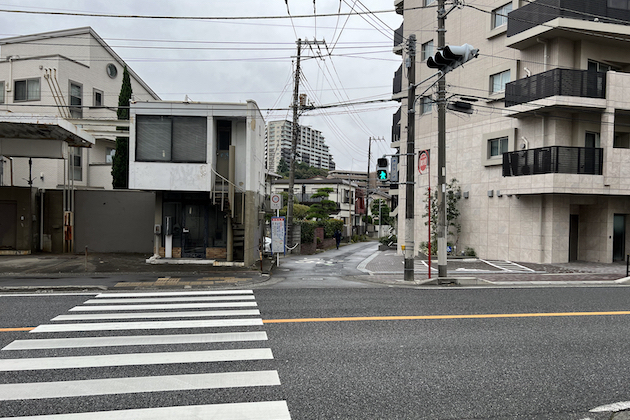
[0,1,403,171]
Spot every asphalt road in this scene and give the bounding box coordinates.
[1,287,630,419]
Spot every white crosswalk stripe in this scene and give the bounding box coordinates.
[0,290,290,419]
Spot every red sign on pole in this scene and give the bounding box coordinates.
[418,150,429,174]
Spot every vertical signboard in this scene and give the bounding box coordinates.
[271,216,285,254]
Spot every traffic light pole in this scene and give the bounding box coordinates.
[404,34,416,282]
[437,0,448,280]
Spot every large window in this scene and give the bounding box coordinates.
[421,40,434,61]
[425,0,436,5]
[0,81,4,104]
[492,3,512,29]
[489,136,509,158]
[14,78,40,102]
[69,82,82,118]
[136,115,207,163]
[490,70,511,94]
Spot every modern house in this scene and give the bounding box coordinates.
[0,27,159,253]
[394,0,630,263]
[271,177,361,237]
[129,100,267,266]
[265,120,335,172]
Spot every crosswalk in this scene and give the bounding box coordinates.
[0,290,291,419]
[479,259,537,273]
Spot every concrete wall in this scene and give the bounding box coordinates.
[74,189,155,253]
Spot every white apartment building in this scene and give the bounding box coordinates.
[0,27,159,190]
[266,120,335,172]
[394,0,630,264]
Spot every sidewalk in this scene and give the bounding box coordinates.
[358,249,630,286]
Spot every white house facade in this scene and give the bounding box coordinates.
[129,100,266,266]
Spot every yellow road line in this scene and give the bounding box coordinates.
[3,311,630,331]
[262,311,630,324]
[0,327,35,332]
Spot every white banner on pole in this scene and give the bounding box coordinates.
[271,216,285,254]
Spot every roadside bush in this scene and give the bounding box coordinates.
[379,234,397,246]
[323,219,344,238]
[299,221,316,243]
[464,247,477,257]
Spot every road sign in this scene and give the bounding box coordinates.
[270,193,283,210]
[271,216,285,254]
[418,150,429,174]
[390,156,399,182]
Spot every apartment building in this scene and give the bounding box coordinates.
[265,120,335,172]
[393,0,630,263]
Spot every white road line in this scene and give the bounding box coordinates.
[2,401,291,420]
[0,348,273,371]
[52,309,260,321]
[0,370,281,401]
[95,290,253,298]
[69,302,257,311]
[83,296,256,304]
[30,318,263,333]
[3,331,268,350]
[590,401,630,412]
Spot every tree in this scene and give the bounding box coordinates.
[307,187,337,220]
[112,67,132,189]
[422,178,462,252]
[276,157,289,177]
[370,199,393,226]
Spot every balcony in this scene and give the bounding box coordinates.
[505,68,606,111]
[503,146,603,177]
[393,23,403,55]
[392,64,405,101]
[507,0,630,39]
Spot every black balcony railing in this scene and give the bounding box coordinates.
[393,23,403,49]
[505,68,606,107]
[393,64,402,96]
[507,0,630,38]
[502,146,603,177]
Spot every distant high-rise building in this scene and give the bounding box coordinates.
[265,120,335,172]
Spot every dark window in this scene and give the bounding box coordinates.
[136,115,207,163]
[14,78,40,102]
[93,89,103,107]
[609,0,630,10]
[69,82,82,118]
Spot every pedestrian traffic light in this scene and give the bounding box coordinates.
[376,157,389,181]
[426,44,479,74]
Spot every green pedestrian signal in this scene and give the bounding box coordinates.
[376,157,389,182]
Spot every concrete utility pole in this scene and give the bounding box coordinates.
[437,0,448,279]
[286,38,301,253]
[286,38,326,251]
[404,34,416,282]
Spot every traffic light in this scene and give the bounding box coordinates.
[376,157,389,181]
[427,44,479,74]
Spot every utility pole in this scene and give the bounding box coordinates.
[286,38,301,253]
[404,34,416,282]
[436,0,448,280]
[286,38,326,252]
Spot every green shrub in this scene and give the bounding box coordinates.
[464,247,477,257]
[324,219,344,238]
[299,221,316,243]
[380,234,397,246]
